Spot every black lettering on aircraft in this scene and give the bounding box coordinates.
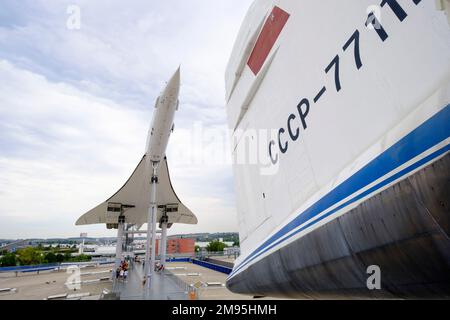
[366,12,388,42]
[267,0,422,166]
[313,87,327,104]
[278,128,288,154]
[343,30,362,70]
[297,98,310,130]
[325,55,341,92]
[287,113,300,141]
[381,0,408,22]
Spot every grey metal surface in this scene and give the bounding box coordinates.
[227,154,450,299]
[113,262,188,300]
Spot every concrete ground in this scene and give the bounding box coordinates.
[0,265,113,300]
[208,256,236,264]
[0,262,289,300]
[113,262,188,300]
[166,262,260,300]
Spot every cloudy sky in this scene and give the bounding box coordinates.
[0,0,253,239]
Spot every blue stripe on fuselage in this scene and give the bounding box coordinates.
[229,104,450,279]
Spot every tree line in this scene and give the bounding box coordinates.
[0,247,91,267]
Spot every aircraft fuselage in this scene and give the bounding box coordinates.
[146,68,180,163]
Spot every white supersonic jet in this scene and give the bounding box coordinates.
[76,68,197,286]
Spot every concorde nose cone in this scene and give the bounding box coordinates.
[165,66,180,98]
[171,66,180,85]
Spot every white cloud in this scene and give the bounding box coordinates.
[0,0,253,109]
[0,0,252,239]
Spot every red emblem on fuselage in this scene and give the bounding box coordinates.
[247,6,290,75]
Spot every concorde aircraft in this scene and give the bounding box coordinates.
[76,68,197,283]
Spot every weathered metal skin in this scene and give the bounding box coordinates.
[227,154,450,299]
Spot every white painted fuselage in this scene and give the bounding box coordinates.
[146,68,180,163]
[225,0,450,298]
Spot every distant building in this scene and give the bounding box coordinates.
[1,240,30,253]
[43,243,72,249]
[224,247,240,256]
[155,238,195,256]
[168,238,195,255]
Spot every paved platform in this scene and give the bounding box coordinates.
[112,262,189,300]
[166,262,256,300]
[0,265,113,300]
[207,256,236,264]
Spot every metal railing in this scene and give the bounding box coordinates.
[195,251,240,260]
[163,268,199,300]
[0,258,115,274]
